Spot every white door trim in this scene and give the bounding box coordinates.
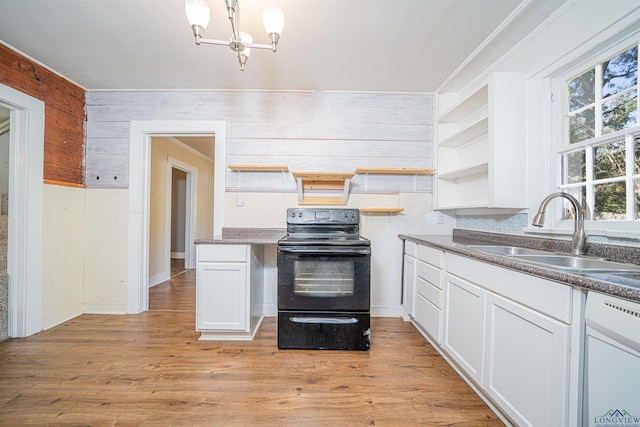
[0,84,44,337]
[166,157,197,273]
[128,120,226,314]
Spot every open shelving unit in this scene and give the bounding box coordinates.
[435,72,526,212]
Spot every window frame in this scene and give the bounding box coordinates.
[550,41,640,234]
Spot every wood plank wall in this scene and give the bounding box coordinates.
[0,44,85,186]
[85,91,433,193]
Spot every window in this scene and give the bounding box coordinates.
[560,43,640,221]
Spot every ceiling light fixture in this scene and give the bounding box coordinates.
[185,0,284,71]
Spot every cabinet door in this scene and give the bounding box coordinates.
[443,273,485,385]
[197,262,248,331]
[484,293,570,427]
[403,255,416,316]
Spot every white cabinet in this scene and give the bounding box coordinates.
[401,240,581,426]
[402,241,417,316]
[443,252,576,426]
[413,245,444,344]
[435,72,526,212]
[443,273,485,385]
[196,244,264,340]
[197,261,248,331]
[484,293,570,427]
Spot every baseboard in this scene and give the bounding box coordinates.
[371,305,404,317]
[171,252,185,259]
[83,303,127,314]
[41,305,84,330]
[149,272,170,287]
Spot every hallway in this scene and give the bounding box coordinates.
[149,258,194,311]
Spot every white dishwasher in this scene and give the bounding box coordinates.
[584,291,640,427]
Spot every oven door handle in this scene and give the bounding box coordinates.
[278,247,371,255]
[289,316,359,324]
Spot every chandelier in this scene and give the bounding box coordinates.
[185,0,284,71]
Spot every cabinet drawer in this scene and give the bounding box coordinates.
[416,276,443,308]
[405,241,417,257]
[445,252,572,323]
[415,293,442,344]
[198,244,248,262]
[417,245,443,268]
[416,260,442,289]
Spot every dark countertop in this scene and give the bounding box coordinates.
[195,228,285,245]
[399,229,640,303]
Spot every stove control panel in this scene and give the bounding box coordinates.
[287,208,360,225]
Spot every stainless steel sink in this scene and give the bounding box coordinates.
[465,245,551,256]
[466,244,640,273]
[508,254,640,272]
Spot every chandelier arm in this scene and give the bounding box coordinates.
[229,1,240,42]
[243,42,274,50]
[198,38,231,47]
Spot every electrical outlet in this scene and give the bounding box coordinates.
[236,195,245,207]
[437,211,444,224]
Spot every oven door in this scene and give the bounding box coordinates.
[277,246,370,312]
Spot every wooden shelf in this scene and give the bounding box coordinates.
[354,168,435,175]
[292,172,354,181]
[291,171,355,205]
[228,164,289,172]
[359,208,405,214]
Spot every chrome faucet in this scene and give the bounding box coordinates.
[532,192,587,255]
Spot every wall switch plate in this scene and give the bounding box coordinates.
[236,195,244,207]
[437,211,444,224]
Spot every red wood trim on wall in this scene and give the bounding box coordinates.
[0,44,86,186]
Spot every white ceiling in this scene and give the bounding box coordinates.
[0,0,535,93]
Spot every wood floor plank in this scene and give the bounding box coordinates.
[0,273,504,426]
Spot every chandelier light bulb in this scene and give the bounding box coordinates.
[185,0,210,30]
[263,6,284,35]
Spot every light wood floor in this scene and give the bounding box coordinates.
[0,262,504,426]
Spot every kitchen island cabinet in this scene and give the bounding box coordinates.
[194,228,285,340]
[196,244,264,340]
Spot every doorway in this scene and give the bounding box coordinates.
[0,83,44,338]
[128,120,226,314]
[170,167,188,275]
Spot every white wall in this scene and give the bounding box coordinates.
[83,188,129,313]
[85,91,433,192]
[41,184,85,329]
